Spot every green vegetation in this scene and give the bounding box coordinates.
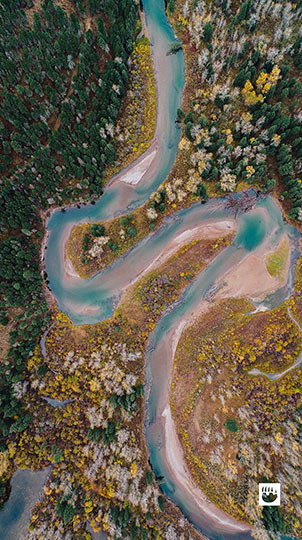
[224,418,238,433]
[0,0,139,495]
[91,224,105,237]
[266,237,289,279]
[18,237,220,539]
[167,41,182,55]
[167,0,175,13]
[262,506,287,534]
[170,271,302,533]
[166,0,302,223]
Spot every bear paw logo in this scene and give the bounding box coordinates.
[258,483,281,506]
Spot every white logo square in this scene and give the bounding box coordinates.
[259,483,280,506]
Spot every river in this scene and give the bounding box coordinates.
[1,0,301,539]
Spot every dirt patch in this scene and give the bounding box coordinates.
[216,245,289,303]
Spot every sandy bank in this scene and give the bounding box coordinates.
[118,146,157,185]
[65,216,236,290]
[120,218,236,302]
[156,315,251,533]
[109,137,159,186]
[137,219,235,278]
[161,405,251,532]
[216,233,290,303]
[61,224,82,280]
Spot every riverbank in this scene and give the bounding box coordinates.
[28,1,302,539]
[216,233,290,303]
[101,25,157,186]
[23,234,234,540]
[66,0,302,282]
[66,216,235,281]
[158,314,251,533]
[170,259,302,533]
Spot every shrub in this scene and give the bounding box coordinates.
[91,224,105,236]
[202,22,213,43]
[177,108,185,119]
[126,225,137,238]
[146,470,153,485]
[167,41,182,55]
[224,418,238,432]
[158,495,165,511]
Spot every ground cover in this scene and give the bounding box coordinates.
[288,256,302,326]
[1,234,231,539]
[101,34,156,185]
[0,0,159,519]
[266,236,290,280]
[170,269,302,536]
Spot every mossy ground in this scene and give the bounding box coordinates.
[266,236,289,280]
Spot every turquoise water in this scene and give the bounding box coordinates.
[0,1,185,538]
[45,193,298,540]
[1,1,301,539]
[235,212,267,251]
[144,198,298,540]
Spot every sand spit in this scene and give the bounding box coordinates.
[156,317,252,533]
[109,137,159,187]
[135,219,236,279]
[119,218,236,301]
[62,224,81,280]
[217,233,290,302]
[118,146,157,185]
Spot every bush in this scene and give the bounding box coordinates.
[185,121,194,141]
[158,495,165,511]
[224,418,238,432]
[63,503,75,525]
[202,22,213,43]
[91,224,105,236]
[195,182,208,201]
[146,470,153,485]
[167,0,175,12]
[120,214,134,227]
[126,225,137,238]
[108,241,119,252]
[167,41,182,55]
[184,111,194,124]
[262,505,287,533]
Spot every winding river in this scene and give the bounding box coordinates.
[1,1,301,539]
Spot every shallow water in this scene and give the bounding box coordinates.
[0,468,50,540]
[144,197,298,539]
[2,1,301,539]
[45,193,298,539]
[0,0,185,538]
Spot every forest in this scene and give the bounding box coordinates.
[2,0,302,538]
[0,0,138,501]
[67,0,302,281]
[175,0,302,219]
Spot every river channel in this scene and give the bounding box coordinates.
[0,1,300,539]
